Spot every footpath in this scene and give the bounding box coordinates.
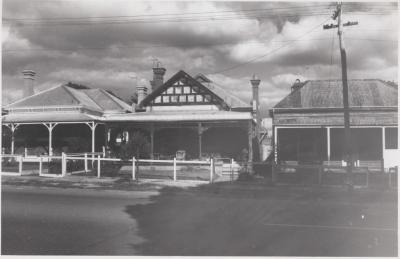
[1,175,208,191]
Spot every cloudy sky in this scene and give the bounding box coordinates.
[2,0,398,116]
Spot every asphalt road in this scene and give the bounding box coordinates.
[126,184,398,256]
[2,183,398,256]
[1,186,157,255]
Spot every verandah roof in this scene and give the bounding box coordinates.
[2,112,100,124]
[103,110,252,122]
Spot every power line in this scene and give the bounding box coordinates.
[4,12,334,27]
[3,4,333,21]
[209,17,332,75]
[2,38,336,53]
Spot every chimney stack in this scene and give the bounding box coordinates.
[250,74,262,163]
[150,61,166,92]
[250,74,261,114]
[136,85,148,107]
[22,70,36,97]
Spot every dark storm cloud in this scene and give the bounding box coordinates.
[2,1,398,108]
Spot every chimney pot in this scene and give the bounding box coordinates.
[22,70,36,97]
[291,79,302,92]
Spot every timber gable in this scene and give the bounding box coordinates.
[140,70,230,110]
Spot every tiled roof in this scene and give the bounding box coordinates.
[81,89,132,112]
[274,79,398,109]
[6,84,131,113]
[194,74,250,109]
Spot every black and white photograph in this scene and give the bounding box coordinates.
[1,0,398,256]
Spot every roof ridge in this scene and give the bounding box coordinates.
[63,86,102,111]
[6,84,62,107]
[98,88,128,110]
[211,81,249,106]
[82,89,106,110]
[62,85,82,104]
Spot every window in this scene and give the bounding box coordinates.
[187,95,195,102]
[385,127,398,149]
[175,87,182,94]
[179,95,186,102]
[196,95,203,102]
[204,95,211,102]
[167,87,174,94]
[163,96,170,103]
[183,86,191,94]
[171,95,178,103]
[154,96,161,103]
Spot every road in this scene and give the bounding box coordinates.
[2,183,398,256]
[126,184,397,256]
[1,186,157,255]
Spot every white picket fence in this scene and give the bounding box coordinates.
[64,154,215,182]
[1,152,221,182]
[1,154,23,176]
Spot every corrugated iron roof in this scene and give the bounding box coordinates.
[274,79,398,109]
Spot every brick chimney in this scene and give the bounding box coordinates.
[250,74,262,163]
[22,70,36,97]
[150,62,166,92]
[136,85,148,107]
[250,74,261,115]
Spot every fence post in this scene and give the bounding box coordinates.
[61,152,66,176]
[132,157,136,180]
[39,156,43,176]
[230,158,234,182]
[209,158,214,183]
[271,162,276,184]
[318,165,322,185]
[84,153,88,172]
[102,146,106,157]
[18,155,23,175]
[24,147,27,157]
[97,155,101,178]
[173,157,177,181]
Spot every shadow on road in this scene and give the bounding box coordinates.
[125,181,397,256]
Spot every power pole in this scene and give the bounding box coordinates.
[324,2,358,192]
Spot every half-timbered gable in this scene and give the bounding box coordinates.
[139,70,247,112]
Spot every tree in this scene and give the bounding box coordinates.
[119,131,150,160]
